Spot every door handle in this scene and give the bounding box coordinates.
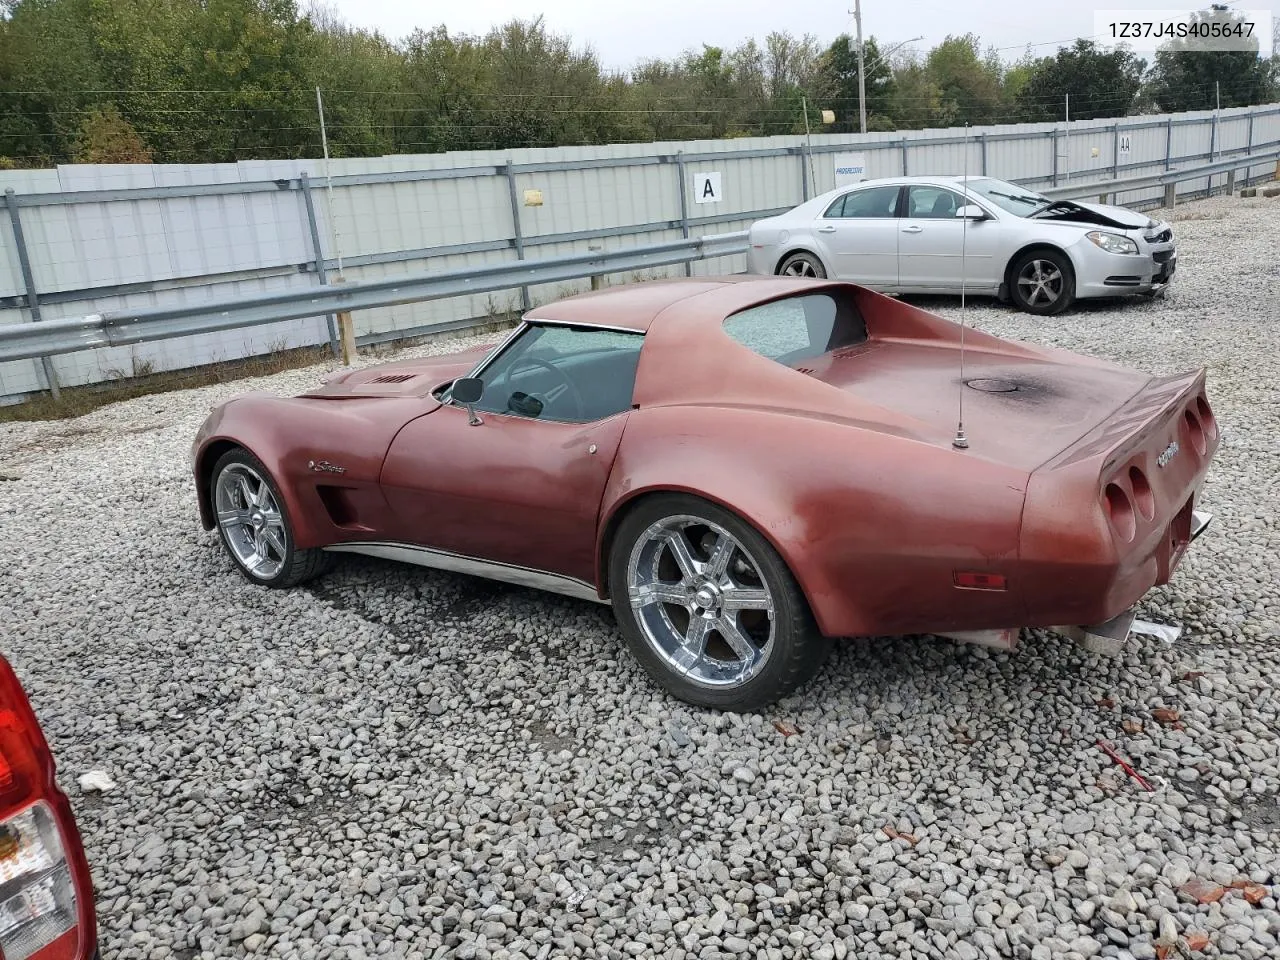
[817,225,837,233]
[901,225,923,234]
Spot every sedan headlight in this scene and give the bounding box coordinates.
[1086,231,1139,255]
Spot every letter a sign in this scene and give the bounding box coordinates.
[693,171,722,204]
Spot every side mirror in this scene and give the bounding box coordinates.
[452,377,484,403]
[451,377,484,425]
[956,205,988,220]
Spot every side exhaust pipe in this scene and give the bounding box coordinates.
[1056,609,1181,657]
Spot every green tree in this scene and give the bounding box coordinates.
[1015,40,1147,122]
[924,34,1003,125]
[814,35,894,132]
[72,103,153,162]
[885,58,945,129]
[1145,8,1277,111]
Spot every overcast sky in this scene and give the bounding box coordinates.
[324,0,1278,69]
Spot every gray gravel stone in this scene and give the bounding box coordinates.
[2,195,1279,960]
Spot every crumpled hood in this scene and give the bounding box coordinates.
[300,342,493,399]
[1033,199,1158,232]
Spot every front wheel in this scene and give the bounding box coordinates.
[1008,249,1075,315]
[210,448,330,588]
[609,495,830,711]
[777,251,827,279]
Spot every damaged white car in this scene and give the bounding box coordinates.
[746,176,1176,315]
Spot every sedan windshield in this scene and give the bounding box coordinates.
[961,178,1049,217]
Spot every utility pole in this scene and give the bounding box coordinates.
[853,0,867,134]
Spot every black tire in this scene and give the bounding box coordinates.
[209,448,331,589]
[777,251,827,280]
[1008,248,1075,316]
[609,494,830,711]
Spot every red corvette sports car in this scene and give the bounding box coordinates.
[193,278,1217,710]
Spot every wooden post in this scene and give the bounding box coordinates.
[1163,182,1177,209]
[1226,169,1236,195]
[331,275,357,365]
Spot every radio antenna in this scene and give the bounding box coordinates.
[952,123,971,450]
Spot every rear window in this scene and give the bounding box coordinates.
[723,292,868,366]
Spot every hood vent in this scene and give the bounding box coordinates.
[369,373,416,384]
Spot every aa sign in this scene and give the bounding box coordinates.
[693,172,722,204]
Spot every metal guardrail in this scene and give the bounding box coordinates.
[0,232,748,364]
[1,147,1278,370]
[1039,146,1280,203]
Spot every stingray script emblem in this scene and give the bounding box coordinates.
[1156,441,1179,468]
[308,459,347,475]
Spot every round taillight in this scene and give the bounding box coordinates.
[1128,466,1154,520]
[1184,409,1207,455]
[1196,396,1216,436]
[1105,483,1136,541]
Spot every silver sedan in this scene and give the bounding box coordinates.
[746,176,1177,315]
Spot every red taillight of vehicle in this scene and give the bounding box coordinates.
[0,665,94,960]
[1105,482,1136,541]
[1128,466,1155,520]
[1183,409,1207,455]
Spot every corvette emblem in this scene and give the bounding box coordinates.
[1156,441,1179,468]
[308,459,347,475]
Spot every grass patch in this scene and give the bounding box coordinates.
[0,344,332,424]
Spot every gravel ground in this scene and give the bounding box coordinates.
[1,193,1278,960]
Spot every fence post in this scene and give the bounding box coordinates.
[1163,182,1177,208]
[299,173,340,358]
[675,152,692,278]
[1051,130,1059,186]
[797,148,809,202]
[1245,112,1255,190]
[503,162,531,312]
[979,134,987,176]
[1164,117,1173,171]
[900,139,908,177]
[1208,111,1218,195]
[1112,122,1121,179]
[3,189,61,400]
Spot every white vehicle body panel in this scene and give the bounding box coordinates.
[747,176,1176,305]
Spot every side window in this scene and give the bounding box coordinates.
[906,185,964,219]
[824,185,901,219]
[723,292,868,366]
[470,324,643,423]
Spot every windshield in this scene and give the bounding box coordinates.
[961,177,1049,217]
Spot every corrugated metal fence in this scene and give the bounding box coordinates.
[2,103,1278,401]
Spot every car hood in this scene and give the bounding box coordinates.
[299,342,494,399]
[1030,199,1156,231]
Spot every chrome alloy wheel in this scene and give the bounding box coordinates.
[781,258,820,278]
[1016,258,1064,306]
[214,463,288,579]
[625,515,775,688]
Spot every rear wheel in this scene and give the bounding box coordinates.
[777,251,827,279]
[1009,249,1075,315]
[211,448,330,588]
[609,494,830,711]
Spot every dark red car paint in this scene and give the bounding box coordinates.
[194,278,1218,638]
